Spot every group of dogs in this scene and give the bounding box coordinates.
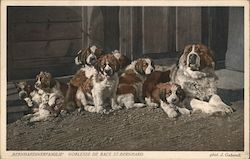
[15,44,234,122]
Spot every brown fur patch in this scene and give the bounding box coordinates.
[70,70,88,88]
[119,70,142,84]
[142,70,171,98]
[35,72,56,91]
[135,59,148,75]
[80,78,93,94]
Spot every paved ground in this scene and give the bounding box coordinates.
[6,69,244,151]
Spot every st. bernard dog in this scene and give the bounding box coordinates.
[171,44,233,115]
[74,54,121,113]
[74,45,103,66]
[144,82,190,118]
[117,58,155,109]
[34,71,67,115]
[65,46,103,111]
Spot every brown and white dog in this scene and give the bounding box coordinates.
[117,58,155,109]
[16,72,68,122]
[35,71,68,114]
[74,45,103,67]
[171,44,233,115]
[75,53,121,113]
[144,82,190,118]
[65,46,103,111]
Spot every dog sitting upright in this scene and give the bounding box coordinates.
[116,58,155,109]
[65,46,104,111]
[74,53,121,113]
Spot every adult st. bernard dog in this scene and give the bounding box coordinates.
[74,54,121,113]
[117,58,155,109]
[171,44,233,115]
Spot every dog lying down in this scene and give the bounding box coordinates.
[144,82,190,118]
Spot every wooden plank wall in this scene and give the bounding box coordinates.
[7,6,229,81]
[7,6,83,80]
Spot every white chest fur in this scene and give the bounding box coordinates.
[175,68,217,101]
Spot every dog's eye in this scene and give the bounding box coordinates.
[167,91,172,95]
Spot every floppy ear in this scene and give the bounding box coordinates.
[177,86,185,102]
[135,60,144,75]
[113,56,121,72]
[94,57,102,72]
[179,45,192,66]
[159,89,167,103]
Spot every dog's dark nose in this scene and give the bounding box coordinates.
[189,54,197,65]
[19,91,28,99]
[171,98,177,103]
[105,69,113,76]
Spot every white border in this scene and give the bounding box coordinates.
[1,1,249,159]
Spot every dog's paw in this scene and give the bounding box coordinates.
[167,109,178,118]
[177,107,191,115]
[111,104,122,110]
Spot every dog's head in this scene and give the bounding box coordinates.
[179,44,215,71]
[158,83,185,104]
[15,81,33,100]
[135,58,155,75]
[75,45,103,66]
[35,71,56,90]
[112,50,131,70]
[95,54,120,77]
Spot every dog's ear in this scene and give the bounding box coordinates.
[177,86,185,102]
[159,89,167,103]
[112,55,120,72]
[135,59,144,75]
[94,56,102,72]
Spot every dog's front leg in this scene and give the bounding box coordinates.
[185,67,206,79]
[160,100,178,118]
[92,89,105,113]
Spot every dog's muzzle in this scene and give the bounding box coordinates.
[187,53,200,70]
[89,56,97,65]
[104,69,113,76]
[19,91,28,99]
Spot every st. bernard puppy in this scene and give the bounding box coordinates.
[171,44,233,115]
[65,46,103,111]
[34,71,67,115]
[74,45,103,66]
[144,82,190,118]
[117,58,155,109]
[75,53,121,113]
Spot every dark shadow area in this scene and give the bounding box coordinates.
[217,88,244,104]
